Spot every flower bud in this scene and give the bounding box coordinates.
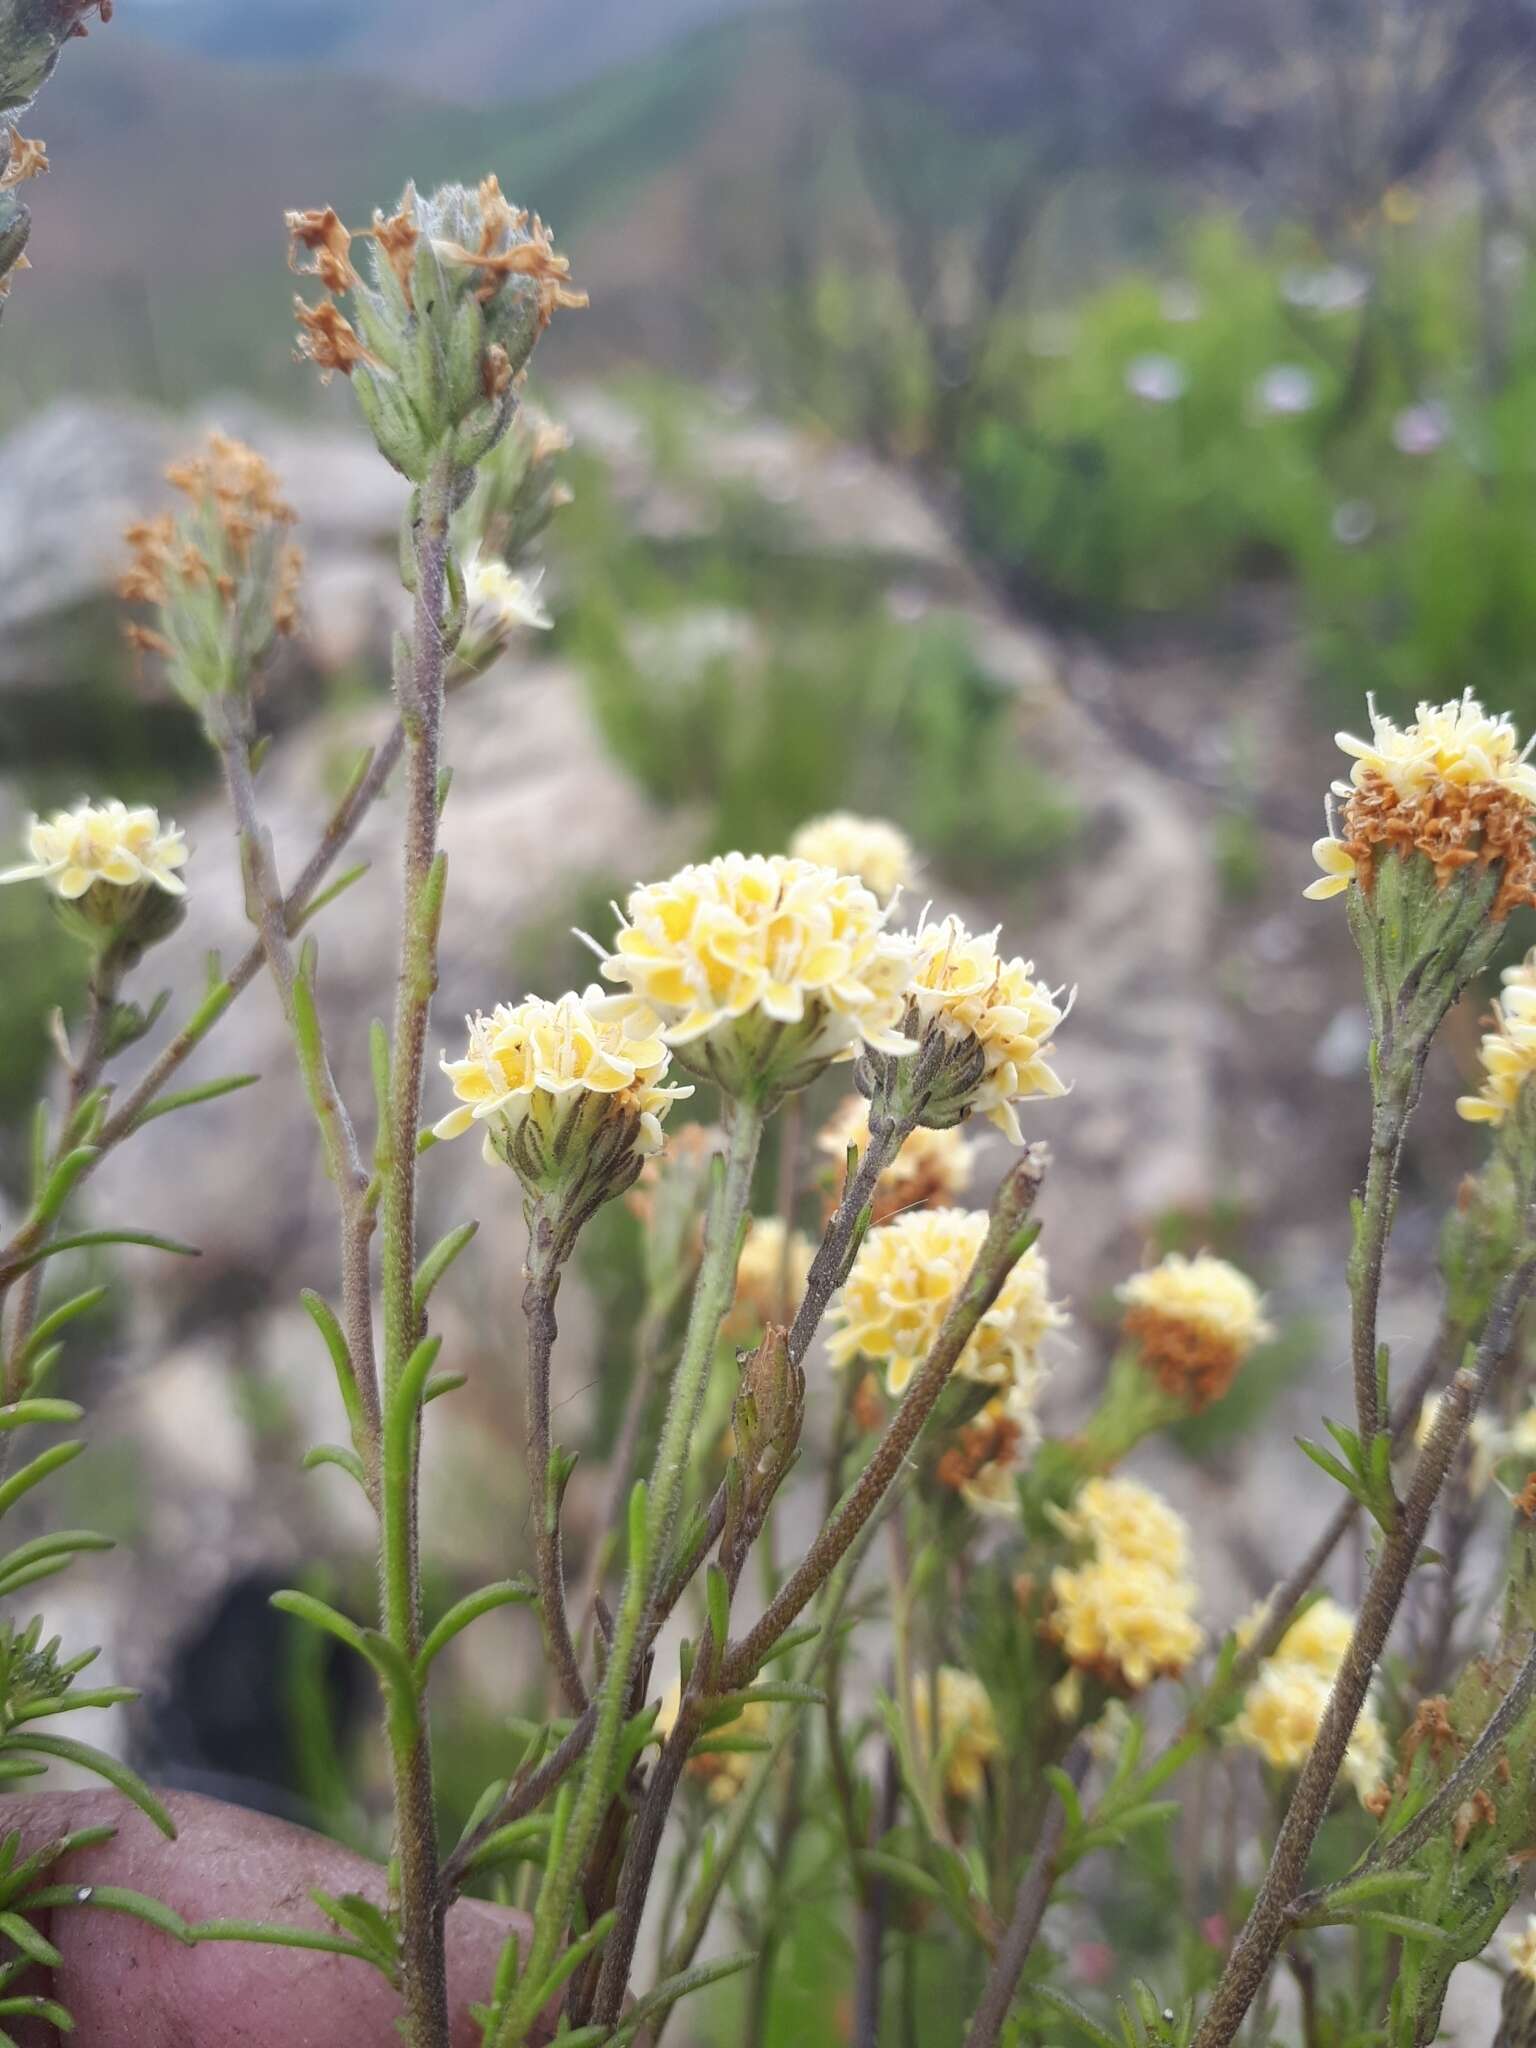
[728,1320,805,1537]
[288,178,585,487]
[599,852,916,1111]
[119,433,301,715]
[434,987,690,1244]
[0,798,187,958]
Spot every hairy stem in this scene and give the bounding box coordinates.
[523,1210,589,1714]
[1192,1251,1536,2048]
[1348,1085,1406,1447]
[963,1747,1087,2048]
[722,1146,1049,1691]
[376,459,456,2048]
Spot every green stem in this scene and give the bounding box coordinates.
[376,457,456,2048]
[523,1209,589,1714]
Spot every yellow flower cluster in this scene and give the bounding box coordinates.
[1049,1476,1203,1691]
[600,854,914,1099]
[0,799,187,901]
[727,1216,815,1334]
[1506,1917,1536,1983]
[1305,692,1536,914]
[826,1206,1066,1400]
[913,1667,1001,1801]
[1456,951,1536,1126]
[815,1094,972,1224]
[434,987,689,1161]
[1230,1597,1387,1805]
[906,915,1069,1141]
[789,812,914,904]
[1117,1251,1272,1410]
[656,1683,775,1805]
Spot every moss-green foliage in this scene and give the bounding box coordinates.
[551,444,1079,896]
[946,214,1536,725]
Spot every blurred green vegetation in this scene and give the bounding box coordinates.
[550,445,1080,893]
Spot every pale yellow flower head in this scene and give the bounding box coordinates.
[935,1390,1036,1515]
[825,1206,1066,1400]
[1118,1251,1272,1409]
[462,553,553,649]
[1049,1553,1204,1692]
[0,799,188,903]
[600,853,915,1104]
[1058,1476,1192,1576]
[789,811,915,905]
[1230,1660,1387,1805]
[1305,692,1536,911]
[1457,952,1536,1127]
[727,1216,815,1335]
[1505,1916,1536,1983]
[816,1094,972,1223]
[434,986,690,1188]
[904,914,1069,1141]
[656,1682,775,1805]
[1334,693,1536,809]
[913,1667,1001,1801]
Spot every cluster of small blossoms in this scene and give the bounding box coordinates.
[1048,1476,1204,1692]
[287,178,584,484]
[1456,951,1536,1127]
[1,798,187,950]
[1230,1597,1387,1806]
[434,987,690,1220]
[725,1216,815,1336]
[1305,692,1536,919]
[119,433,302,710]
[913,1667,1001,1802]
[1117,1250,1272,1410]
[903,915,1070,1140]
[826,1206,1066,1405]
[933,1394,1032,1514]
[789,811,915,905]
[655,1683,775,1806]
[815,1094,972,1225]
[598,853,915,1107]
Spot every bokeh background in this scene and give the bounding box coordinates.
[6,1,1536,2038]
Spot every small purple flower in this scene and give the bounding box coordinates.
[1255,365,1317,417]
[1125,354,1187,405]
[1392,401,1450,457]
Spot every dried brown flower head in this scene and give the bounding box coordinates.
[293,296,375,379]
[0,127,47,188]
[365,198,419,303]
[285,206,355,294]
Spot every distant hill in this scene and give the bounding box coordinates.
[2,12,826,418]
[126,0,781,99]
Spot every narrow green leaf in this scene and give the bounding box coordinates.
[11,1687,137,1724]
[301,1445,368,1490]
[7,1737,174,1838]
[1295,1437,1361,1499]
[415,1580,534,1682]
[270,1589,367,1658]
[17,1884,190,1946]
[130,1074,259,1129]
[299,1291,365,1448]
[18,1289,107,1366]
[0,1912,58,1967]
[0,1994,72,2029]
[0,1442,85,1517]
[293,864,369,933]
[28,1147,98,1229]
[4,1229,198,1277]
[0,1400,83,1433]
[191,1918,381,1968]
[413,1222,478,1320]
[423,1372,467,1405]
